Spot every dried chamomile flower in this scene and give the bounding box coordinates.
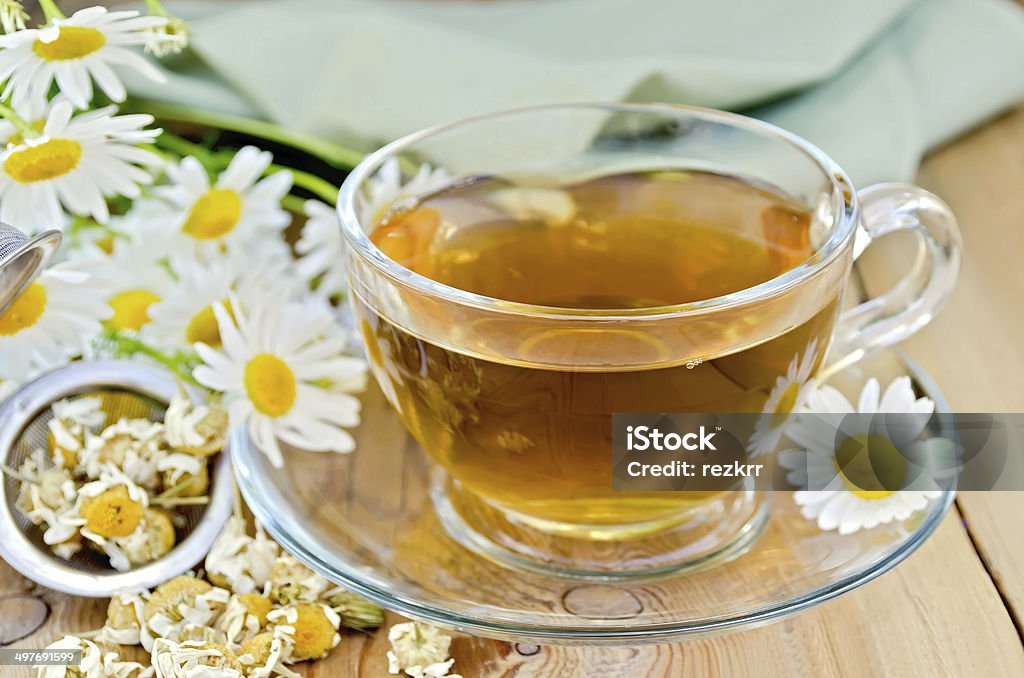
[237,632,275,667]
[144,575,230,642]
[48,396,105,470]
[324,586,384,631]
[158,453,210,497]
[145,576,213,624]
[386,622,455,676]
[75,470,151,568]
[164,394,228,457]
[51,532,84,560]
[119,508,176,567]
[205,516,279,594]
[34,634,148,678]
[237,632,302,678]
[11,453,87,556]
[215,593,272,644]
[80,483,148,539]
[176,624,228,645]
[81,418,166,489]
[404,660,463,678]
[52,397,108,428]
[98,592,147,645]
[267,554,329,605]
[151,638,244,677]
[15,449,77,521]
[267,603,341,663]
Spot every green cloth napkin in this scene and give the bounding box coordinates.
[125,0,1024,186]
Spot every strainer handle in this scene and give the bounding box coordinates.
[0,224,62,316]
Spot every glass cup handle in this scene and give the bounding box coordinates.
[828,182,963,373]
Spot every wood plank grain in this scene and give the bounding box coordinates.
[5,504,1021,677]
[857,105,1024,632]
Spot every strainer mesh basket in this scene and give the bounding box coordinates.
[4,389,209,574]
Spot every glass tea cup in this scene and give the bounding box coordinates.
[338,104,961,578]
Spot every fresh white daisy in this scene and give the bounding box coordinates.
[0,0,28,35]
[152,146,293,261]
[0,258,111,382]
[0,6,170,110]
[96,237,175,334]
[747,338,820,458]
[363,157,450,225]
[295,199,347,299]
[192,291,368,468]
[144,12,189,58]
[0,94,62,147]
[147,259,237,351]
[0,101,161,229]
[148,248,295,352]
[780,377,951,535]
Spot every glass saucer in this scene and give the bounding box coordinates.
[233,348,953,645]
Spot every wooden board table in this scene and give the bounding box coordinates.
[1,26,1023,671]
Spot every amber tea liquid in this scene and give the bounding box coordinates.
[355,171,839,530]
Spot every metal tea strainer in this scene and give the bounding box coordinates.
[0,222,62,317]
[0,361,233,596]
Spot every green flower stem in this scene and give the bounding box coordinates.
[154,129,217,166]
[153,496,209,507]
[155,130,339,204]
[143,0,171,18]
[0,102,34,138]
[101,329,203,387]
[153,475,199,502]
[280,194,307,214]
[127,99,365,170]
[38,0,65,21]
[270,163,339,204]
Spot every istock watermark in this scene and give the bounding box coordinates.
[611,412,1024,493]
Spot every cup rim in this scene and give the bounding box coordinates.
[337,102,858,321]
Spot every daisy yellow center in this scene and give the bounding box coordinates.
[83,486,144,538]
[95,236,115,255]
[185,301,235,347]
[244,354,296,417]
[834,434,906,500]
[108,290,161,332]
[0,282,46,336]
[4,138,82,183]
[6,119,46,147]
[32,26,107,61]
[770,382,802,428]
[182,189,243,240]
